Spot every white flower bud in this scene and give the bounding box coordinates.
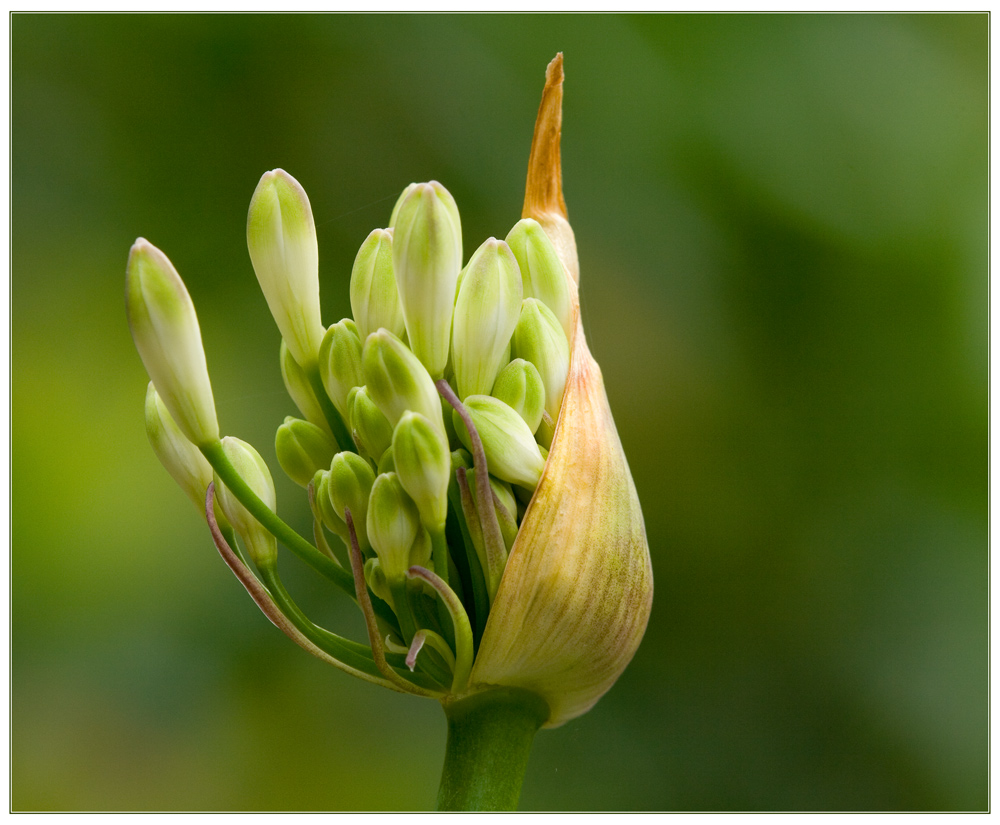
[350,228,405,342]
[511,298,570,419]
[505,218,573,340]
[214,437,277,568]
[390,181,463,378]
[367,472,422,582]
[392,411,451,531]
[319,320,365,421]
[280,341,329,435]
[452,238,523,400]
[348,385,394,462]
[144,382,214,511]
[362,329,444,435]
[247,169,324,369]
[491,358,546,435]
[125,238,219,446]
[328,452,376,553]
[275,417,338,488]
[452,395,546,491]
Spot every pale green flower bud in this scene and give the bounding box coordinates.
[492,358,546,434]
[467,472,519,550]
[280,341,329,434]
[144,382,215,512]
[511,298,570,420]
[246,169,325,369]
[377,447,395,475]
[390,181,461,256]
[366,472,422,581]
[467,472,517,521]
[328,452,376,551]
[214,437,277,568]
[451,448,472,471]
[364,557,394,609]
[348,385,394,462]
[452,238,523,400]
[388,182,419,229]
[452,395,546,490]
[409,527,434,571]
[125,238,219,446]
[505,218,573,339]
[312,469,346,536]
[390,181,463,378]
[392,411,450,530]
[350,228,405,342]
[275,417,338,488]
[319,320,364,421]
[362,329,444,434]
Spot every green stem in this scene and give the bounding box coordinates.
[436,688,549,811]
[208,443,399,631]
[455,471,490,629]
[258,564,383,678]
[258,564,440,691]
[430,525,449,586]
[201,440,356,596]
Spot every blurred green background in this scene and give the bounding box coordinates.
[12,13,987,811]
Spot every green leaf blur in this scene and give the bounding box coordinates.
[12,13,986,811]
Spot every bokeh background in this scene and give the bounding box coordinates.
[12,13,987,811]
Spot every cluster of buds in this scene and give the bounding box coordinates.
[126,56,652,729]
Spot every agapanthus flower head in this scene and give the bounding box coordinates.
[126,54,651,743]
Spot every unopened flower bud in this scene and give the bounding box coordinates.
[144,382,216,513]
[366,472,422,581]
[452,395,546,491]
[350,228,405,342]
[275,417,338,488]
[392,411,450,530]
[246,169,325,369]
[491,358,546,434]
[452,238,523,400]
[467,471,519,549]
[319,320,364,421]
[377,447,395,475]
[362,329,444,434]
[348,385,394,462]
[125,238,219,446]
[505,218,574,339]
[364,557,394,608]
[214,437,277,568]
[451,448,472,471]
[467,472,517,522]
[328,452,376,551]
[391,181,463,378]
[511,298,570,420]
[390,181,461,255]
[280,341,329,434]
[388,182,419,228]
[312,469,346,537]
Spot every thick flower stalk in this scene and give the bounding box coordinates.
[125,54,652,812]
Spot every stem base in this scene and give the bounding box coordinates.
[436,688,549,811]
